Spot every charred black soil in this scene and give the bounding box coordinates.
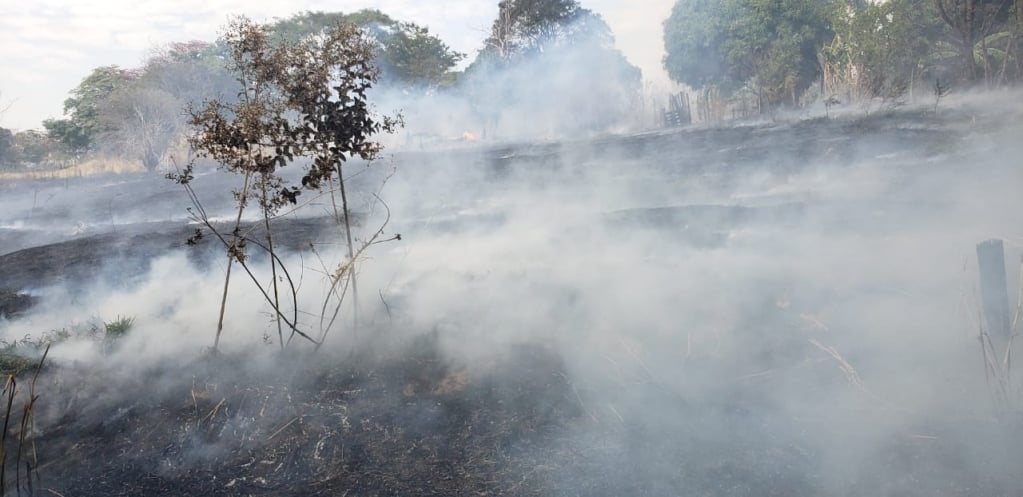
[29,338,581,497]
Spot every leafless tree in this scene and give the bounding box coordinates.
[100,87,183,171]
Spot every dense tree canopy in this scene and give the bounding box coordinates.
[379,22,464,88]
[665,0,1022,111]
[43,66,137,151]
[933,0,1014,81]
[269,10,464,89]
[482,0,589,58]
[663,0,837,108]
[822,0,947,99]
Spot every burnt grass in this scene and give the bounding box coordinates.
[18,331,1023,497]
[28,338,586,497]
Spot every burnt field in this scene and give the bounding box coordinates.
[0,95,1022,496]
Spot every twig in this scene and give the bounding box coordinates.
[200,398,226,426]
[267,416,301,441]
[808,338,865,391]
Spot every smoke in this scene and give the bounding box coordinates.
[1,82,1022,494]
[360,90,1023,494]
[369,13,647,145]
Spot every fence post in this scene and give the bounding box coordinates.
[977,239,1011,349]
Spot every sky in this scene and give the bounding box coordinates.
[0,0,676,131]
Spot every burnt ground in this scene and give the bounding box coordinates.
[0,106,979,295]
[1,99,1022,496]
[15,331,1023,497]
[29,338,583,497]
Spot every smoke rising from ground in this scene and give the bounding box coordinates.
[1,89,1022,494]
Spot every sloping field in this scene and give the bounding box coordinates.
[0,95,1021,496]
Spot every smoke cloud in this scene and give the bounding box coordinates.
[1,80,1021,495]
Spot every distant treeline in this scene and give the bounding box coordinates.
[0,1,641,172]
[664,0,1023,112]
[2,0,1020,171]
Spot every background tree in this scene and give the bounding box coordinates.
[662,0,731,90]
[140,41,237,108]
[0,127,14,169]
[12,130,65,168]
[822,0,947,101]
[378,22,465,89]
[268,10,464,90]
[663,0,837,109]
[43,66,137,152]
[98,86,182,171]
[482,0,586,58]
[269,10,393,42]
[933,0,1014,82]
[464,0,641,137]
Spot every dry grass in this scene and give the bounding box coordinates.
[1,344,48,495]
[0,156,143,180]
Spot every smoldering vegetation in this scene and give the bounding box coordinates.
[0,90,1021,496]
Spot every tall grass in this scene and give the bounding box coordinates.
[0,344,48,496]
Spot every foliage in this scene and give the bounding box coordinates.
[0,127,13,169]
[269,10,391,42]
[822,0,948,101]
[662,0,731,90]
[481,0,589,58]
[269,10,464,89]
[0,129,70,169]
[378,22,465,89]
[0,315,133,375]
[664,0,1021,112]
[0,350,36,376]
[664,0,838,109]
[173,16,400,352]
[104,315,135,341]
[43,66,137,152]
[933,0,1014,82]
[41,117,89,154]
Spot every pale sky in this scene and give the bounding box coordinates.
[0,0,676,131]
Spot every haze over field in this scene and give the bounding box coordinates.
[0,0,1022,495]
[1,89,1022,494]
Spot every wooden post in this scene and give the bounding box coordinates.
[977,239,1011,344]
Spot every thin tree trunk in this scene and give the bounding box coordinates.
[213,170,252,352]
[213,261,234,352]
[261,180,285,350]
[335,163,360,332]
